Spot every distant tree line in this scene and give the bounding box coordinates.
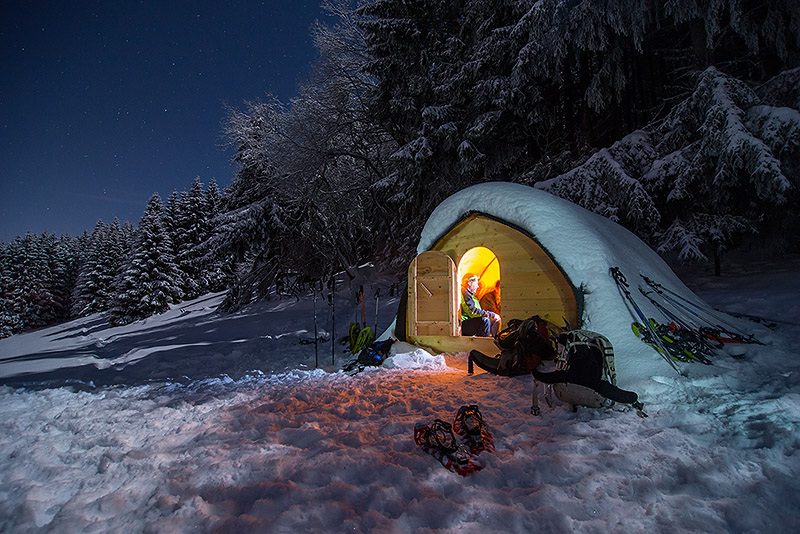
[3,0,799,336]
[0,179,230,337]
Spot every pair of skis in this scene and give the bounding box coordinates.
[611,267,682,372]
[632,318,714,364]
[414,405,495,476]
[611,267,760,371]
[640,274,762,346]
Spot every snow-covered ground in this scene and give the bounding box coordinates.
[1,259,799,533]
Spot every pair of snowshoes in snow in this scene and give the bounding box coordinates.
[414,405,494,476]
[453,404,495,454]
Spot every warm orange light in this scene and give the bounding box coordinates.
[457,247,500,300]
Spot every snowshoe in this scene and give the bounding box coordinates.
[453,405,495,454]
[414,419,483,476]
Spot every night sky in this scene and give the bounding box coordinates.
[1,1,329,242]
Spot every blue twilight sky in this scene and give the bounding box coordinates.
[0,1,330,242]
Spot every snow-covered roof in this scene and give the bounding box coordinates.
[418,182,734,386]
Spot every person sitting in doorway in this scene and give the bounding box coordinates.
[461,274,500,337]
[480,280,500,315]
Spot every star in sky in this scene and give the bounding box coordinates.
[0,1,330,242]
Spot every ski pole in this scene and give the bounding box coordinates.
[641,274,756,341]
[328,292,335,366]
[610,267,681,374]
[330,277,336,366]
[360,285,366,328]
[725,310,799,328]
[639,287,716,362]
[374,288,380,334]
[314,287,319,368]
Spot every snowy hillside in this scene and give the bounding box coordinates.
[0,259,799,533]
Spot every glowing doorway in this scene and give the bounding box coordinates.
[457,247,500,304]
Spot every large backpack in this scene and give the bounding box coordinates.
[494,316,555,372]
[533,330,620,412]
[495,316,552,351]
[555,330,618,386]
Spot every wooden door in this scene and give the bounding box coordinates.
[407,251,458,337]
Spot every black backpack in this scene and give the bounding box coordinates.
[494,315,556,371]
[536,330,639,410]
[555,330,617,387]
[343,339,395,372]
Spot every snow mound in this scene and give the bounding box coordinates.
[382,343,448,370]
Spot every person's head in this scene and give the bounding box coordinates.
[462,274,479,293]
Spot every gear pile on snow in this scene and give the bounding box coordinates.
[347,322,375,354]
[466,316,643,415]
[414,405,494,476]
[343,339,394,374]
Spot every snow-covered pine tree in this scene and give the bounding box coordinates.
[541,67,797,267]
[164,190,181,244]
[38,232,75,323]
[205,179,222,219]
[103,219,129,305]
[6,233,57,331]
[71,220,121,317]
[536,130,662,238]
[171,178,207,300]
[198,178,233,293]
[68,230,90,316]
[59,234,82,320]
[757,67,800,110]
[750,67,800,251]
[121,220,137,246]
[110,194,183,325]
[0,242,22,338]
[71,221,104,316]
[653,67,796,263]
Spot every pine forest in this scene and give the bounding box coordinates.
[2,0,799,337]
